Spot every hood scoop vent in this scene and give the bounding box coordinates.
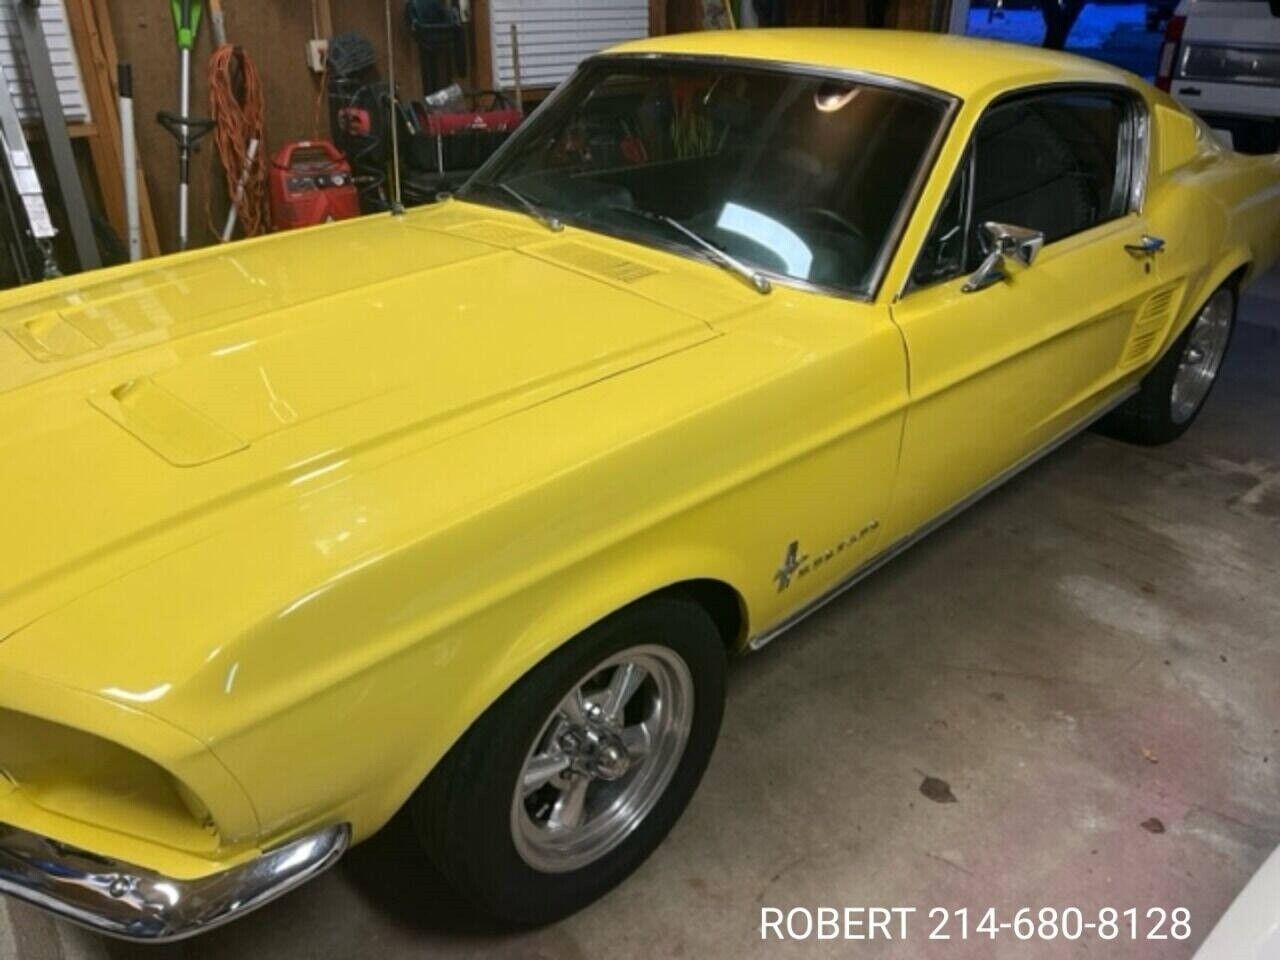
[90,377,248,467]
[9,311,99,361]
[7,259,264,366]
[540,242,660,284]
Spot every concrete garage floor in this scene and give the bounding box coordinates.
[6,271,1279,960]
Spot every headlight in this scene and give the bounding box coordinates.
[0,709,220,853]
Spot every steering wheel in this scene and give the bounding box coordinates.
[794,207,868,248]
[793,207,865,241]
[788,207,870,285]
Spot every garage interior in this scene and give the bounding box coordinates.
[7,1,939,265]
[0,1,1277,959]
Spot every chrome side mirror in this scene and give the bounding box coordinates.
[961,221,1045,293]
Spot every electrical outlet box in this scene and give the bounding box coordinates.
[306,38,329,74]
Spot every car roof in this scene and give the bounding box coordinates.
[605,29,1139,102]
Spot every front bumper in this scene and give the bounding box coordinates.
[0,821,349,942]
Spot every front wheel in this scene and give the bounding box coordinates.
[1095,284,1237,446]
[411,596,726,926]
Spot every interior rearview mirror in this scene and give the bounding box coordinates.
[961,221,1045,293]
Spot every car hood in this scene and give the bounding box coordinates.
[0,203,758,638]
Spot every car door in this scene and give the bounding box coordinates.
[883,86,1171,541]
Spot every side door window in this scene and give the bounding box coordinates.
[968,90,1134,264]
[910,88,1141,288]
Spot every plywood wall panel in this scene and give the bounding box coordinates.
[109,0,423,254]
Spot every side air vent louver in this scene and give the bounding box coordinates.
[541,243,659,284]
[1121,286,1178,368]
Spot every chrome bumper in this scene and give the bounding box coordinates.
[0,821,349,942]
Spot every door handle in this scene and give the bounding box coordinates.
[1125,234,1166,257]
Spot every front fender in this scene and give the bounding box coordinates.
[321,537,754,845]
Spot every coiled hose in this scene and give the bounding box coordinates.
[208,43,267,238]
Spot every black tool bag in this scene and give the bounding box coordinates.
[407,91,522,175]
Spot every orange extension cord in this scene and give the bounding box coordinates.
[208,43,268,238]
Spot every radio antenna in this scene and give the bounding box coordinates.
[385,0,405,215]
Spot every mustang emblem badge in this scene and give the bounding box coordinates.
[773,541,808,592]
[773,521,881,593]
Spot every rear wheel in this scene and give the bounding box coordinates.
[1095,284,1236,445]
[411,596,726,926]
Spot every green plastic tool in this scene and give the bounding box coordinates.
[170,0,203,50]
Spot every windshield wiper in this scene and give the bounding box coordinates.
[606,205,771,295]
[469,180,564,233]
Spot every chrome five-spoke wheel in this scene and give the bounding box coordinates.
[1171,287,1234,425]
[511,645,694,873]
[413,596,724,925]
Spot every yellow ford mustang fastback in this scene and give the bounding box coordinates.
[1,28,1278,941]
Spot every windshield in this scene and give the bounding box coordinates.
[460,58,950,298]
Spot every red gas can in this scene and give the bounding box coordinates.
[269,140,361,231]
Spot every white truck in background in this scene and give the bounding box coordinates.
[1156,0,1280,152]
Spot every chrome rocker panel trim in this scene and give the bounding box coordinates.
[0,821,350,943]
[749,385,1139,650]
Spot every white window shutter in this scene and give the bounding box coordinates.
[0,0,91,125]
[490,0,650,90]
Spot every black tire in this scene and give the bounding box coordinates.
[410,595,727,926]
[1094,283,1237,446]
